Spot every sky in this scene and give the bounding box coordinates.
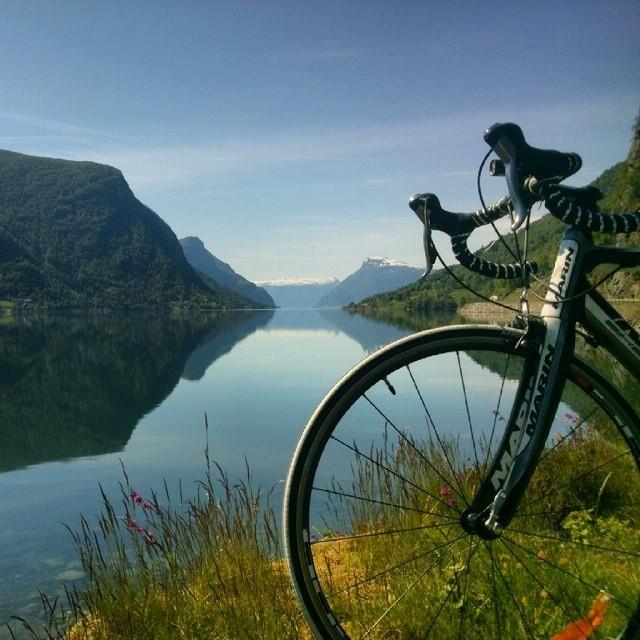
[0,1,638,281]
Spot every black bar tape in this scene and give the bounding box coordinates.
[451,234,538,279]
[470,196,512,229]
[542,184,640,234]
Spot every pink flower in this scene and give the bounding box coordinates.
[439,485,452,497]
[125,516,156,544]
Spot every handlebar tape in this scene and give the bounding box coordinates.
[410,193,538,279]
[451,233,537,279]
[539,183,640,234]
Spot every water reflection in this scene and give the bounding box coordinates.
[0,311,273,472]
[181,310,273,380]
[0,308,436,631]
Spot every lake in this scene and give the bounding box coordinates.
[0,308,443,632]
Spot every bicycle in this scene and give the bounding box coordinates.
[283,122,640,639]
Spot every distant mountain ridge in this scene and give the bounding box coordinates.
[0,150,253,309]
[179,236,275,307]
[318,257,422,307]
[256,277,339,308]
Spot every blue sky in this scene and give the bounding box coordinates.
[1,1,638,280]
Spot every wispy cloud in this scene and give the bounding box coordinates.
[0,92,636,194]
[0,110,136,143]
[273,45,355,62]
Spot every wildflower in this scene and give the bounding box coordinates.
[130,490,144,506]
[439,485,452,497]
[125,516,156,545]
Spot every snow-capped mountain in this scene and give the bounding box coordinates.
[255,277,339,308]
[317,257,422,307]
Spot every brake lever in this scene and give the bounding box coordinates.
[423,215,433,277]
[415,197,435,277]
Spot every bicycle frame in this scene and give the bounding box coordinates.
[463,225,640,537]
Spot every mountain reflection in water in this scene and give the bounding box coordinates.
[0,307,436,630]
[0,311,273,472]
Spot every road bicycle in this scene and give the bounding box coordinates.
[283,122,640,639]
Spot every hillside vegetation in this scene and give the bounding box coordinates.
[179,236,275,307]
[351,113,640,314]
[0,151,253,310]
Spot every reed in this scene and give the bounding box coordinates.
[7,459,310,640]
[6,416,638,639]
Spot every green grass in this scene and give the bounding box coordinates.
[307,416,640,639]
[7,415,639,640]
[7,460,311,640]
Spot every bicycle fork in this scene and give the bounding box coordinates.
[461,228,588,538]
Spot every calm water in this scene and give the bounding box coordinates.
[0,308,431,630]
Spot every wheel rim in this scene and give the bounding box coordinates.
[285,327,640,640]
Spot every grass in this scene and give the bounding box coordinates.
[7,459,311,640]
[305,413,640,639]
[6,412,640,640]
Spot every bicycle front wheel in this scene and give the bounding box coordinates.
[284,325,640,640]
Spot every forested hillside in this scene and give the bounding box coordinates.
[0,151,253,310]
[179,236,275,307]
[352,112,640,314]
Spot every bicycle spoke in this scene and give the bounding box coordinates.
[516,450,632,514]
[480,352,511,481]
[406,364,470,503]
[512,500,640,520]
[499,536,584,625]
[363,392,468,506]
[358,551,449,639]
[500,532,634,612]
[329,433,459,513]
[456,351,481,470]
[421,539,481,639]
[536,406,599,465]
[491,545,537,639]
[457,537,475,640]
[485,541,503,638]
[286,328,640,639]
[310,521,455,545]
[506,526,640,560]
[312,486,460,520]
[324,531,466,600]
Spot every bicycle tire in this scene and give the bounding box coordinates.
[284,324,640,640]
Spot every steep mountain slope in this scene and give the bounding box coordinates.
[179,236,275,307]
[256,277,339,308]
[0,150,250,309]
[318,257,422,307]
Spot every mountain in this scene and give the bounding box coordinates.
[179,236,275,307]
[317,257,422,307]
[0,150,253,310]
[256,277,339,308]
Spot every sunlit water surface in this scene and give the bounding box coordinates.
[0,308,426,632]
